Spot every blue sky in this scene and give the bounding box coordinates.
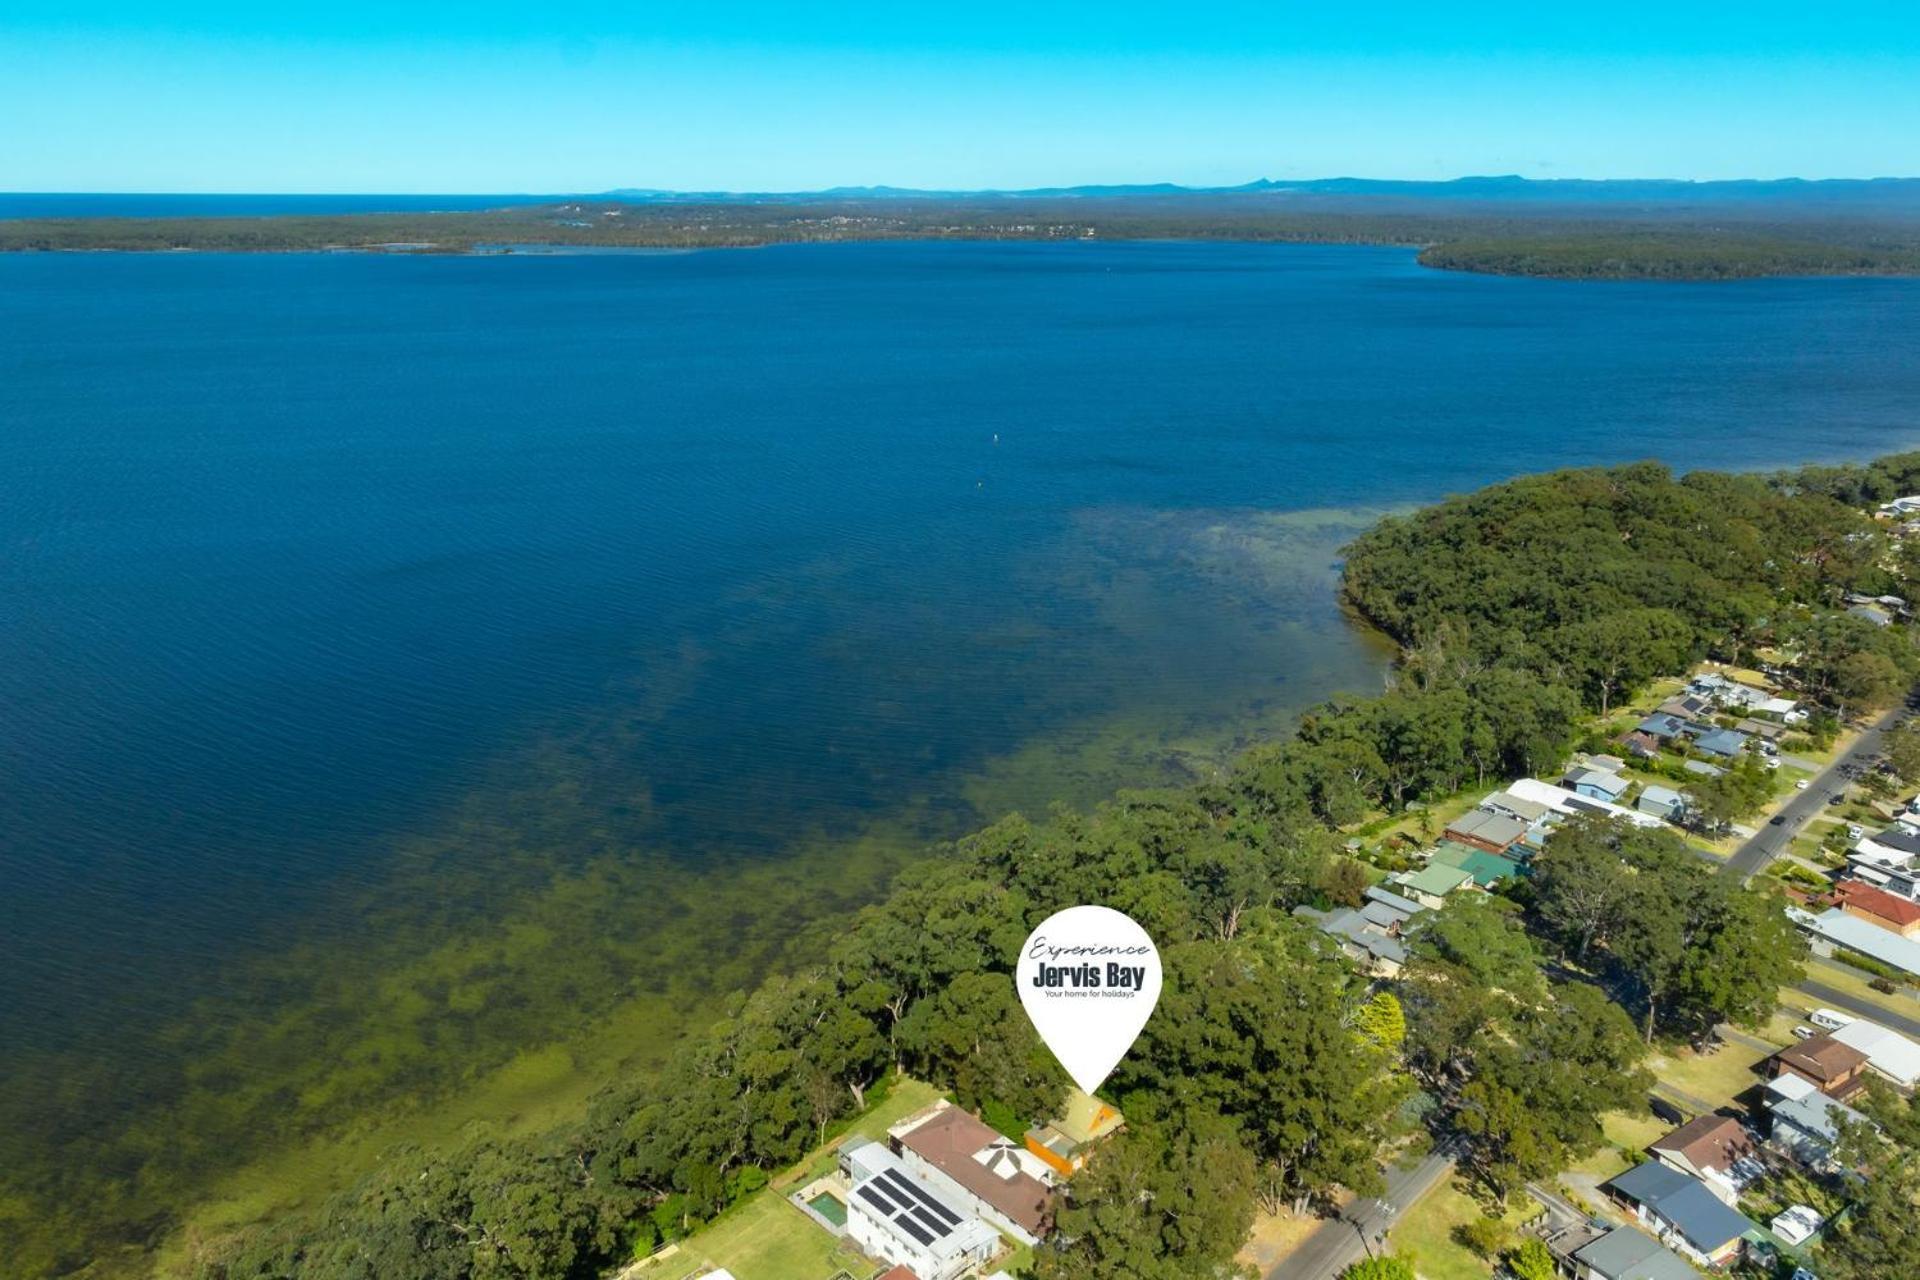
[5,2,1919,192]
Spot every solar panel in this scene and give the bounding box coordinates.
[880,1169,962,1227]
[912,1207,948,1237]
[861,1177,902,1210]
[895,1212,935,1247]
[857,1185,895,1215]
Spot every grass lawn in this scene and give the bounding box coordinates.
[647,1190,872,1280]
[1788,963,1920,1020]
[645,1076,947,1280]
[1388,1177,1540,1280]
[1648,1037,1772,1111]
[1565,1109,1671,1182]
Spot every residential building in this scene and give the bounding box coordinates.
[1795,906,1920,981]
[1769,1031,1871,1098]
[1692,729,1750,759]
[1829,1018,1920,1090]
[891,1102,1053,1244]
[1832,879,1920,939]
[1647,1115,1760,1206]
[841,1140,1000,1280]
[1298,905,1408,977]
[1682,759,1726,780]
[1604,1161,1756,1268]
[1480,788,1554,826]
[1854,825,1920,869]
[1621,730,1665,760]
[1503,776,1666,830]
[1570,1226,1701,1280]
[1636,713,1690,740]
[1764,1073,1872,1167]
[1566,765,1631,803]
[1023,1088,1123,1178]
[1389,862,1475,909]
[1636,785,1687,823]
[1441,808,1528,853]
[1363,885,1425,920]
[1429,841,1524,888]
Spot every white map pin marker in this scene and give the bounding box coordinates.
[1016,905,1162,1096]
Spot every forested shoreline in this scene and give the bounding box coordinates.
[145,452,1920,1280]
[6,198,1920,281]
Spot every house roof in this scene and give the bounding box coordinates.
[877,1268,920,1280]
[1831,1020,1920,1088]
[1482,790,1553,823]
[1051,1088,1123,1147]
[1863,826,1920,857]
[1651,1114,1756,1174]
[1682,760,1725,778]
[1638,713,1688,737]
[1394,863,1475,898]
[1363,885,1425,917]
[1360,900,1409,929]
[1694,729,1750,757]
[1429,843,1525,887]
[892,1104,1053,1236]
[1769,1087,1868,1146]
[1773,1031,1870,1084]
[1443,809,1529,847]
[1572,1226,1700,1280]
[1606,1163,1756,1254]
[1566,765,1629,796]
[1640,784,1685,807]
[1833,879,1920,928]
[1804,907,1920,978]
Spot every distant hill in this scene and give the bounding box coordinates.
[596,175,1920,210]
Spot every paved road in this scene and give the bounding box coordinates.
[1721,702,1909,883]
[1792,977,1920,1038]
[1265,1148,1456,1280]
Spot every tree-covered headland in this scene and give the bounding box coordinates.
[6,193,1920,280]
[128,454,1920,1278]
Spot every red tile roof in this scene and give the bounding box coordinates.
[1834,879,1920,928]
[878,1268,919,1280]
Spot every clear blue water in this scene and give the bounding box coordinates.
[3,242,1919,1224]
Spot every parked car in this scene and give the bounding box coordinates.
[1796,779,1810,790]
[1770,815,1786,826]
[1828,794,1847,806]
[1792,1024,1816,1039]
[1848,824,1864,839]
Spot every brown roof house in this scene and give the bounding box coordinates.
[1648,1114,1760,1205]
[1771,1032,1871,1099]
[890,1101,1054,1245]
[1833,879,1920,939]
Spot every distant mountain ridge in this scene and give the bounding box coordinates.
[596,175,1920,205]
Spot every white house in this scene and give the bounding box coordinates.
[841,1140,999,1280]
[1830,1019,1920,1090]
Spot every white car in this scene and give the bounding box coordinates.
[1796,779,1810,789]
